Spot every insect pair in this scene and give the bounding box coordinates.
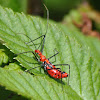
[17,3,70,89]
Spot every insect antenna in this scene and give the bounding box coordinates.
[42,3,49,36]
[38,2,49,53]
[24,2,49,53]
[24,34,37,50]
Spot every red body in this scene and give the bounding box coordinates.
[46,66,68,79]
[35,50,69,79]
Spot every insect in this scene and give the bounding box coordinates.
[35,49,70,80]
[17,2,70,88]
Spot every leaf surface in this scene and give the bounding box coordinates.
[0,6,99,100]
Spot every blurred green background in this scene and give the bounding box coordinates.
[0,0,27,13]
[0,0,100,21]
[0,0,100,33]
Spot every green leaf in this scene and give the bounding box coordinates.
[0,67,82,100]
[4,63,22,71]
[0,49,8,65]
[0,6,99,100]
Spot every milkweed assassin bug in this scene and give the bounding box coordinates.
[16,2,70,90]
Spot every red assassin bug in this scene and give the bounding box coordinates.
[17,3,70,88]
[34,49,70,83]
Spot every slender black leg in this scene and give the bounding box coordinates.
[39,35,45,53]
[25,66,41,72]
[16,33,37,50]
[25,34,46,54]
[25,35,45,44]
[48,49,59,63]
[17,33,46,51]
[16,51,38,61]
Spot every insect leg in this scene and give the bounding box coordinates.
[48,49,59,63]
[16,51,38,61]
[25,34,46,53]
[25,66,41,72]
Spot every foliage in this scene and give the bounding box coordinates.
[0,6,99,100]
[0,0,27,13]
